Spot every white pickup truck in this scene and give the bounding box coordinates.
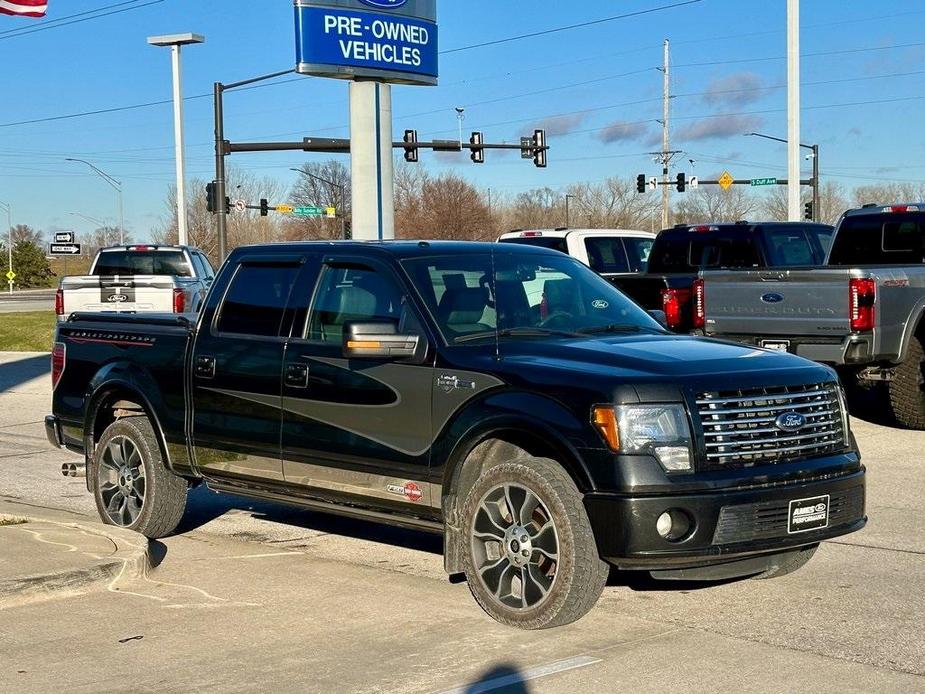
[55,245,214,321]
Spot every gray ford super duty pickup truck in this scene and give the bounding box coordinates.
[701,204,925,429]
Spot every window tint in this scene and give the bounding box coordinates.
[94,250,192,277]
[498,236,568,254]
[195,253,215,278]
[402,252,660,342]
[216,263,299,337]
[584,238,630,273]
[828,213,925,265]
[762,229,816,266]
[623,237,653,272]
[647,235,760,273]
[190,253,208,279]
[307,266,404,343]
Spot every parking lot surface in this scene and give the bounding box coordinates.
[1,351,923,693]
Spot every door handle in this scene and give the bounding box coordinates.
[195,355,216,379]
[285,363,309,388]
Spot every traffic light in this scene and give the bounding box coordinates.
[804,201,814,220]
[469,131,485,164]
[676,173,686,192]
[403,129,419,163]
[259,198,269,217]
[636,174,646,193]
[532,129,547,168]
[206,182,217,213]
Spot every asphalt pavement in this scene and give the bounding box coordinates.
[0,351,923,693]
[0,289,56,313]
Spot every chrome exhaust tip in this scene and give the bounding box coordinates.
[61,462,86,478]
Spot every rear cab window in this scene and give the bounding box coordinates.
[498,235,568,254]
[828,212,925,265]
[759,224,833,266]
[93,249,192,277]
[647,229,761,273]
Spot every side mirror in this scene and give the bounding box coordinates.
[648,309,668,328]
[343,321,419,360]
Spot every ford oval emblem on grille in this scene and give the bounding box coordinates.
[359,0,408,8]
[761,292,784,304]
[775,412,807,432]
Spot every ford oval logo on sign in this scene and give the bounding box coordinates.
[761,292,784,304]
[359,0,408,8]
[775,412,807,433]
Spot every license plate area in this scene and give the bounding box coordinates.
[760,339,790,352]
[788,494,829,534]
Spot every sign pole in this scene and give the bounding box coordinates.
[787,0,801,221]
[350,81,394,241]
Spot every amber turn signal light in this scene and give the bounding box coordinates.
[592,406,620,451]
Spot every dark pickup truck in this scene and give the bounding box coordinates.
[48,241,865,629]
[618,222,834,332]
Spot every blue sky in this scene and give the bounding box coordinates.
[1,0,924,240]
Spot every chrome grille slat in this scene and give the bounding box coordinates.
[696,382,846,468]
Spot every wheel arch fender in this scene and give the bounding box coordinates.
[897,302,925,363]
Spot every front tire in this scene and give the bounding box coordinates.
[461,456,608,629]
[91,416,187,538]
[888,334,925,429]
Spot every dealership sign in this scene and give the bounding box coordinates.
[294,0,438,85]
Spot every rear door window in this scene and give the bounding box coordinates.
[828,213,925,265]
[623,237,654,272]
[306,265,404,343]
[216,263,300,337]
[584,238,630,274]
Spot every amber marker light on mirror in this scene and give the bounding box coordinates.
[592,406,620,451]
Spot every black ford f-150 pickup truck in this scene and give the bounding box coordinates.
[47,241,866,629]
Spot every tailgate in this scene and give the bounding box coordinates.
[702,268,854,337]
[62,275,176,315]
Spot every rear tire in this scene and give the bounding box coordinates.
[91,416,187,538]
[888,334,925,429]
[752,544,818,580]
[461,456,608,629]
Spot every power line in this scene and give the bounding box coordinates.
[0,0,165,41]
[440,0,703,55]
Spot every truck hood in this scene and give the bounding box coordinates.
[495,333,834,394]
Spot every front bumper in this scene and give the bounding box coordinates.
[585,469,865,572]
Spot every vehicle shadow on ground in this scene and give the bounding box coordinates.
[176,485,443,555]
[843,382,898,428]
[608,567,742,592]
[458,664,527,693]
[0,354,49,392]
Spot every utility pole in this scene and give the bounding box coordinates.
[0,201,11,295]
[811,143,820,222]
[661,39,671,229]
[787,0,801,221]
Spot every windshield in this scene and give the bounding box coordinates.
[94,250,192,277]
[402,251,663,343]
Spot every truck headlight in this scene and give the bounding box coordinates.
[593,404,693,471]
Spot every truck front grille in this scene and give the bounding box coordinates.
[696,382,847,468]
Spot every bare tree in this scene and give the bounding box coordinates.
[508,187,564,230]
[761,181,849,225]
[674,186,760,225]
[89,225,130,250]
[567,178,661,231]
[9,224,43,246]
[395,171,492,240]
[852,182,925,207]
[287,160,351,240]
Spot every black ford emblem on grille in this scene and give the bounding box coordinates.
[775,411,807,432]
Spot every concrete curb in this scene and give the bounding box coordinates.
[0,514,150,610]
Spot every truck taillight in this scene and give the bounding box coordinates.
[51,342,65,390]
[173,288,186,314]
[55,288,64,316]
[692,278,705,329]
[849,278,876,332]
[661,287,691,330]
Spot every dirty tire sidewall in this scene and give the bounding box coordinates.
[461,457,608,629]
[888,334,925,430]
[92,416,187,539]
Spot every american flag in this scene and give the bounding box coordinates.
[0,0,47,17]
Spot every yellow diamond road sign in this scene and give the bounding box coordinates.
[5,270,15,281]
[719,171,734,191]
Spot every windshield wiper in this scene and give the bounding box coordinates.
[577,324,664,335]
[455,327,582,343]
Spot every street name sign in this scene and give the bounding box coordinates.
[751,177,778,186]
[54,231,75,243]
[295,0,438,85]
[50,244,81,255]
[719,171,734,191]
[294,206,327,217]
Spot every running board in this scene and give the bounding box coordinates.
[205,479,444,535]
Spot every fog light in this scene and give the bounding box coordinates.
[656,512,673,538]
[655,509,693,542]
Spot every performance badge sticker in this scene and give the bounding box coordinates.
[387,482,423,502]
[788,495,829,533]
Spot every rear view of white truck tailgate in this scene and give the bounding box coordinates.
[59,274,180,317]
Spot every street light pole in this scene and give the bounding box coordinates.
[746,132,819,222]
[565,194,575,228]
[148,33,205,247]
[0,201,11,295]
[65,158,124,244]
[291,168,348,239]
